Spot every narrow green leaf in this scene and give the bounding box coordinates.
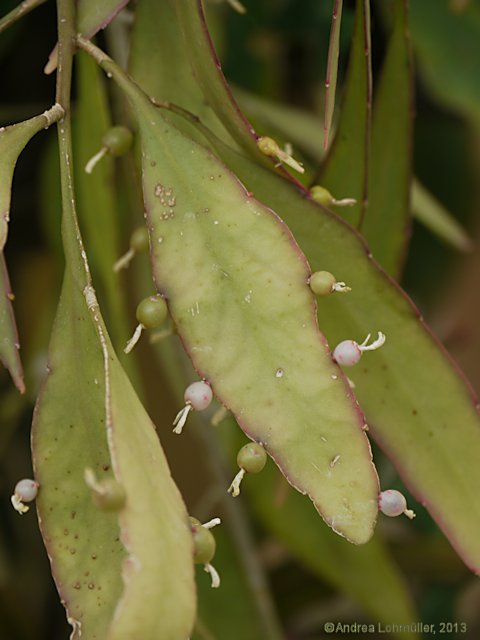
[361,0,413,276]
[0,254,23,392]
[235,89,471,253]
[0,104,63,391]
[77,0,130,38]
[31,275,125,639]
[174,0,273,166]
[105,344,196,639]
[32,44,195,635]
[411,181,472,252]
[179,117,480,573]
[73,51,132,354]
[89,49,380,544]
[129,0,232,147]
[0,106,63,252]
[324,0,344,151]
[319,0,371,226]
[410,0,480,125]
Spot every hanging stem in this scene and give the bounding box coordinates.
[0,0,47,34]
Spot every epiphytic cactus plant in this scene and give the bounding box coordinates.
[2,0,480,638]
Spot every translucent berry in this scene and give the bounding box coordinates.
[310,185,356,207]
[114,226,150,272]
[237,443,267,474]
[136,295,168,330]
[173,381,213,434]
[229,443,267,497]
[190,517,216,564]
[333,332,386,367]
[333,340,362,366]
[257,136,304,174]
[129,226,149,254]
[379,489,416,520]
[85,126,133,174]
[101,126,133,157]
[309,270,336,295]
[184,381,213,411]
[189,516,221,588]
[125,295,169,353]
[11,478,39,514]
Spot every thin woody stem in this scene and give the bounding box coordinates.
[0,0,46,34]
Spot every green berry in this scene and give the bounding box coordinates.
[309,270,337,296]
[129,226,149,253]
[237,442,267,474]
[136,295,168,329]
[102,126,133,157]
[190,517,216,564]
[310,185,333,207]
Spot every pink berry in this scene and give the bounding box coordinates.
[184,381,213,411]
[333,340,361,366]
[14,479,39,502]
[378,490,407,517]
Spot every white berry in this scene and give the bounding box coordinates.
[379,489,416,519]
[333,340,362,366]
[184,381,213,411]
[11,478,39,514]
[173,380,214,434]
[15,479,38,502]
[333,332,386,367]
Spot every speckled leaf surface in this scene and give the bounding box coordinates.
[319,0,370,226]
[31,275,125,640]
[32,270,196,638]
[189,126,480,572]
[103,64,379,544]
[361,0,413,276]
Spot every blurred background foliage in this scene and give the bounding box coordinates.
[1,0,480,638]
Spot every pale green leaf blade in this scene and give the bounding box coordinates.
[0,108,63,251]
[129,0,232,146]
[94,56,380,544]
[184,120,480,572]
[361,0,413,276]
[31,274,125,639]
[174,0,272,166]
[0,105,63,391]
[412,180,472,252]
[77,0,130,38]
[319,0,371,225]
[0,254,24,392]
[105,350,196,639]
[324,0,344,151]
